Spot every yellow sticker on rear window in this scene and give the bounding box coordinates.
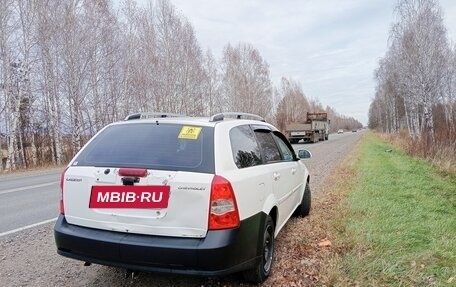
[178,126,202,140]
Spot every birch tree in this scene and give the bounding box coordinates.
[221,43,273,117]
[36,0,65,164]
[442,45,456,128]
[392,0,449,140]
[202,49,223,115]
[0,0,18,170]
[370,0,453,146]
[0,0,12,169]
[153,0,206,115]
[82,0,121,133]
[275,77,310,131]
[16,0,40,167]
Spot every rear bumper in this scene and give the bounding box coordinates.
[54,214,264,276]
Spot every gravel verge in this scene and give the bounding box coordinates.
[0,132,364,287]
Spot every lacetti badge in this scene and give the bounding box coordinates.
[66,177,82,182]
[90,186,170,208]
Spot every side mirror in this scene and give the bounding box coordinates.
[298,149,312,159]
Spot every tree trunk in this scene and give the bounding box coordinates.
[422,104,435,147]
[6,94,21,170]
[18,130,26,168]
[30,124,38,166]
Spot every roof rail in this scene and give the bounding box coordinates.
[209,112,265,122]
[124,112,185,121]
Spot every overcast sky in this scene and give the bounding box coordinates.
[137,0,456,124]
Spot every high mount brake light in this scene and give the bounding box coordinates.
[118,168,148,177]
[208,175,240,230]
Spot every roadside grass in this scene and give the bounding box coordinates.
[320,132,456,286]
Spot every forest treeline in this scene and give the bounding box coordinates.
[0,0,361,171]
[369,0,455,171]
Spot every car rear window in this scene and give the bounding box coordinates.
[73,123,215,173]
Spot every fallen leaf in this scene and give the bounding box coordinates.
[447,277,454,283]
[318,239,332,247]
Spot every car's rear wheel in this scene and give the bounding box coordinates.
[294,183,311,217]
[243,215,275,283]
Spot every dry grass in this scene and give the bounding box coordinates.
[380,130,456,176]
[430,144,456,175]
[312,138,364,286]
[0,163,65,176]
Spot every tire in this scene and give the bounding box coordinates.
[294,183,311,217]
[325,135,329,140]
[243,215,275,283]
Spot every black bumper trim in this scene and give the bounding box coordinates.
[54,213,265,276]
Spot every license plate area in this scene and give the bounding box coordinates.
[89,186,170,209]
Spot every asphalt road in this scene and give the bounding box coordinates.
[292,130,364,191]
[0,168,62,235]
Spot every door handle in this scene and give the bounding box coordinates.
[273,172,280,181]
[291,168,297,175]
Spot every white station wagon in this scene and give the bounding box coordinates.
[54,112,312,283]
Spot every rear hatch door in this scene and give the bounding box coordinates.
[64,167,212,238]
[63,122,214,238]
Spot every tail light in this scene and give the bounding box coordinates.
[59,167,69,215]
[208,175,240,230]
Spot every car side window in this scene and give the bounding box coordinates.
[272,133,294,161]
[229,125,262,168]
[254,130,282,163]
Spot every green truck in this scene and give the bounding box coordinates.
[286,112,330,144]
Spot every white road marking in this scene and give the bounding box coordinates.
[0,181,59,195]
[0,217,57,237]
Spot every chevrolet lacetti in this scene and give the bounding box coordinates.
[54,112,312,283]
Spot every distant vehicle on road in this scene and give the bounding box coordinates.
[337,129,344,134]
[352,129,357,132]
[285,112,330,143]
